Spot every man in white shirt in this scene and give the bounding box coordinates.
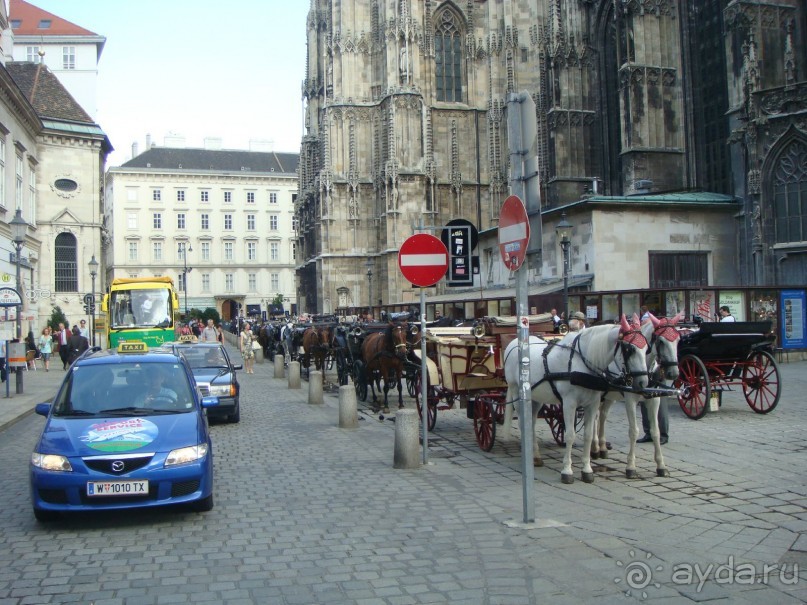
[57,322,71,369]
[79,319,89,339]
[719,306,736,322]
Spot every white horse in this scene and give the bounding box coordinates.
[503,316,649,484]
[594,312,684,478]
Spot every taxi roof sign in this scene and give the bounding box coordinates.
[118,341,149,354]
[177,334,198,343]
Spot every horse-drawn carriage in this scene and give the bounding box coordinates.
[411,315,572,452]
[342,318,413,412]
[674,320,781,419]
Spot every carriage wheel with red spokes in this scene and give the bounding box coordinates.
[415,372,437,431]
[742,351,781,414]
[545,404,566,445]
[675,354,711,420]
[473,397,497,452]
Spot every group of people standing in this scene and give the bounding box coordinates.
[35,322,90,371]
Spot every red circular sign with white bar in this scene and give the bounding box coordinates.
[398,234,449,287]
[498,195,530,271]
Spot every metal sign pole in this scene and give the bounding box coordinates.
[507,91,536,524]
[420,287,428,464]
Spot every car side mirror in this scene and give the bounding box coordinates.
[35,402,51,416]
[233,364,243,371]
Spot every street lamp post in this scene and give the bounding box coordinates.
[88,255,98,347]
[555,212,572,322]
[366,267,373,311]
[10,209,28,394]
[181,243,192,317]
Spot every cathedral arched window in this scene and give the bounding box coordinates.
[54,232,78,292]
[434,8,463,102]
[773,140,807,244]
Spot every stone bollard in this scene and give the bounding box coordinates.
[288,361,301,389]
[274,354,285,379]
[254,347,264,364]
[308,371,324,404]
[393,409,420,469]
[338,385,358,429]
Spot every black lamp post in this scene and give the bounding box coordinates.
[555,212,572,322]
[181,243,192,317]
[366,267,373,311]
[88,255,98,347]
[10,209,28,394]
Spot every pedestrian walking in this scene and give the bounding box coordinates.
[215,323,224,343]
[78,319,89,339]
[66,326,89,366]
[200,319,218,342]
[57,322,71,370]
[38,326,53,371]
[240,322,255,374]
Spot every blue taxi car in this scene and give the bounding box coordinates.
[30,343,218,522]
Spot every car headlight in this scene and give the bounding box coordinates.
[208,384,235,397]
[165,444,209,467]
[31,453,73,472]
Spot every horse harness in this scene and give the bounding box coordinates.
[642,322,681,397]
[536,328,649,403]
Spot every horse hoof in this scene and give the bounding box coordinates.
[581,472,595,483]
[599,450,609,459]
[626,469,638,479]
[590,451,599,460]
[533,458,544,467]
[561,473,574,484]
[657,468,669,478]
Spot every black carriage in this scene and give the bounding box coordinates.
[674,321,781,419]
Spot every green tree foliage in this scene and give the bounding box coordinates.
[48,305,68,332]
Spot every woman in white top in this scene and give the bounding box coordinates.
[719,306,736,322]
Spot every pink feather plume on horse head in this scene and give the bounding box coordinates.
[670,310,685,325]
[647,312,661,328]
[631,313,641,329]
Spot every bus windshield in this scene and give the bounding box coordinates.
[110,288,173,329]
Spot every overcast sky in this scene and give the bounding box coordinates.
[26,0,310,166]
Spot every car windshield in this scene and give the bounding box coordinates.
[52,362,195,417]
[182,348,228,369]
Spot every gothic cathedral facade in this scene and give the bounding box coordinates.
[297,0,807,314]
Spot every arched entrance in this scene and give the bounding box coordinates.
[220,299,240,321]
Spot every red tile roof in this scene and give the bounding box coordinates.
[9,0,98,36]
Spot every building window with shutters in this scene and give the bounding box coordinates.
[54,233,78,292]
[649,252,708,288]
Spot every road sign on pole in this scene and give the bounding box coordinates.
[498,195,530,271]
[398,234,449,287]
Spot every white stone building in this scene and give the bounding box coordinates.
[8,0,105,119]
[0,0,109,340]
[105,146,300,321]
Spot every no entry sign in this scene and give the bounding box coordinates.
[398,234,449,287]
[498,195,530,271]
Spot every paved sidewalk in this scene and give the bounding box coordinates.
[0,360,65,430]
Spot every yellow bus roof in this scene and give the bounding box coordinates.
[110,277,175,288]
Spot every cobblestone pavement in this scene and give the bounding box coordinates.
[0,350,805,604]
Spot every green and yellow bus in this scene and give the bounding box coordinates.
[101,277,181,348]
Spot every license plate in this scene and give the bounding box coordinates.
[87,480,149,497]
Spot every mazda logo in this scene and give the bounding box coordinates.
[111,460,125,472]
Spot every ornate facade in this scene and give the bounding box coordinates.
[296,0,807,314]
